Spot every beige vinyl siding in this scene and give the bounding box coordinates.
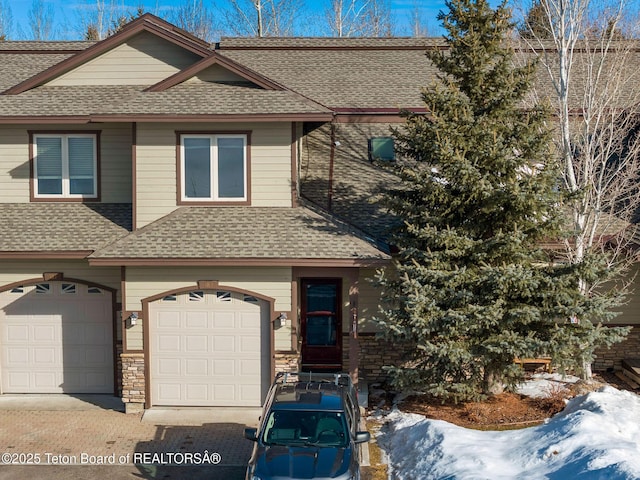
[135,122,293,228]
[274,324,292,351]
[134,124,179,227]
[48,32,202,86]
[188,65,248,83]
[124,266,292,351]
[0,123,132,203]
[0,126,30,203]
[358,268,383,333]
[100,124,133,202]
[0,260,120,296]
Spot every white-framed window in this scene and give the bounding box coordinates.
[180,133,247,202]
[32,133,98,198]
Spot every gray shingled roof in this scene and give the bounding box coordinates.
[0,203,131,253]
[0,41,95,51]
[96,82,332,116]
[0,85,142,116]
[218,37,640,111]
[0,83,330,118]
[219,46,435,110]
[0,53,74,91]
[89,206,389,262]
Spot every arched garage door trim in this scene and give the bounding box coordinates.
[142,284,276,408]
[0,277,118,395]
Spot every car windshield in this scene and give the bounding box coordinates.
[261,410,348,447]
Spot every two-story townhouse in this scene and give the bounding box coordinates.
[1,14,638,412]
[0,14,399,412]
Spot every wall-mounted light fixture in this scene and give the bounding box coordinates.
[275,312,288,329]
[127,312,138,328]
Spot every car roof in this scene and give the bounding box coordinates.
[270,382,346,411]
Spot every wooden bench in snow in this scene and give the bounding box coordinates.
[514,357,552,373]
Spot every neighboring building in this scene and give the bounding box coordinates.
[0,14,636,411]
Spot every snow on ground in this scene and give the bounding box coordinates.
[375,374,640,479]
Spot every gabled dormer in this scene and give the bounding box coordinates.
[2,13,212,94]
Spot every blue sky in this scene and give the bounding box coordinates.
[6,0,504,40]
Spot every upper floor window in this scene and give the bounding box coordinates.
[368,136,395,162]
[179,133,248,203]
[32,132,98,199]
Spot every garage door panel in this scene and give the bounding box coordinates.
[185,312,208,328]
[213,335,235,352]
[84,346,111,365]
[185,335,208,352]
[158,335,180,352]
[0,282,114,394]
[158,383,181,401]
[185,358,208,375]
[33,324,58,342]
[151,291,269,406]
[34,372,59,390]
[185,384,208,401]
[239,334,261,352]
[33,347,57,364]
[157,312,181,328]
[239,312,260,328]
[158,358,181,375]
[212,384,236,401]
[239,384,260,403]
[213,359,234,375]
[212,312,234,328]
[6,371,30,389]
[6,325,28,341]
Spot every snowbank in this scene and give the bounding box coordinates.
[377,383,640,479]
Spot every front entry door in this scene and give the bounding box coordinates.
[300,279,342,372]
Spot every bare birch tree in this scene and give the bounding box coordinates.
[517,0,640,377]
[26,0,55,40]
[71,0,143,40]
[409,1,430,37]
[0,0,13,40]
[324,0,393,37]
[169,0,219,42]
[220,0,300,37]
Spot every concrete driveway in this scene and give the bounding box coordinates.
[0,395,261,479]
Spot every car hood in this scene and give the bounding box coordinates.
[254,444,352,479]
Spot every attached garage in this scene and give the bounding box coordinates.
[148,289,271,407]
[0,281,114,394]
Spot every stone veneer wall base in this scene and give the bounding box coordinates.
[593,325,640,372]
[121,352,145,413]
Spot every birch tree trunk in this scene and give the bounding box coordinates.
[517,0,640,379]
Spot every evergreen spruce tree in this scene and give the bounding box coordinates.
[375,0,629,401]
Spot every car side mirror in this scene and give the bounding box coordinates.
[354,431,371,444]
[244,427,258,442]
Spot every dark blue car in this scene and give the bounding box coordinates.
[244,372,371,480]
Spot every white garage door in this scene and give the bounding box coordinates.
[0,282,114,394]
[149,290,270,407]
